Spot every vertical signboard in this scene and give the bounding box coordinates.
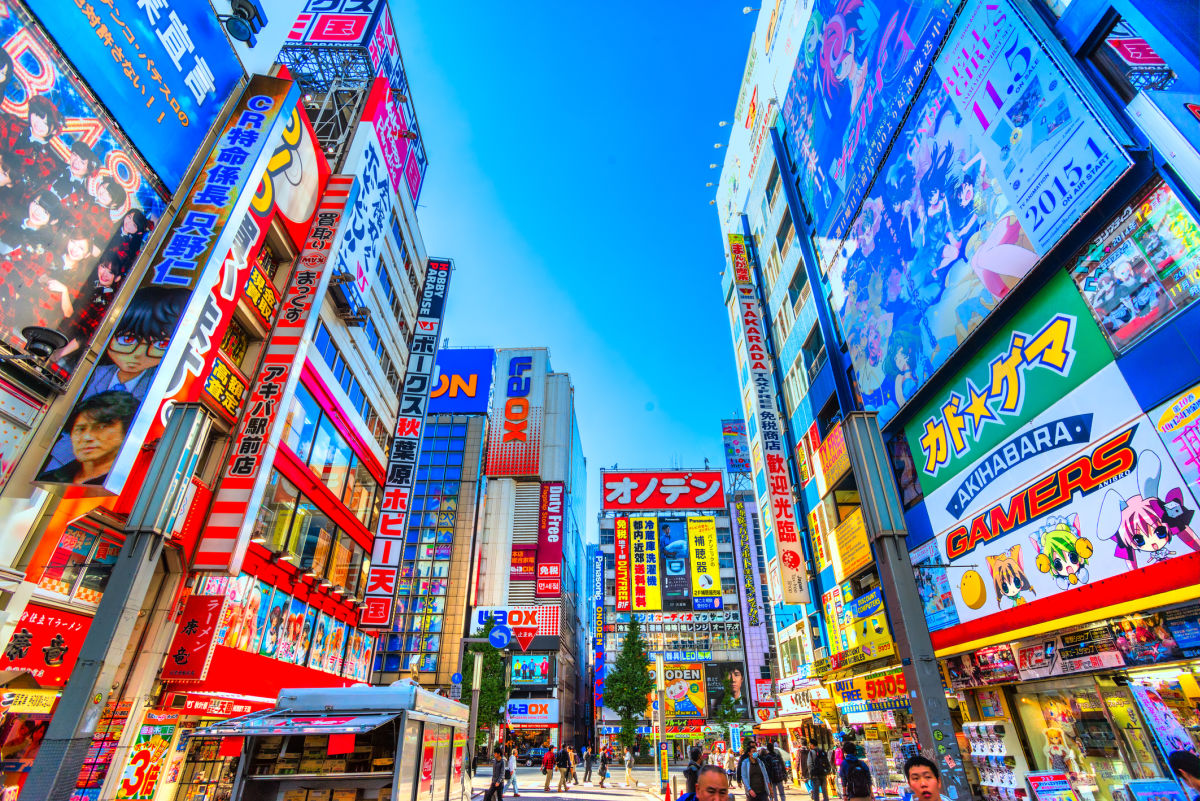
[536,481,565,598]
[629,517,662,612]
[32,0,244,191]
[485,349,546,477]
[722,419,752,474]
[730,500,761,627]
[198,174,355,571]
[688,517,723,611]
[159,595,223,681]
[659,516,691,611]
[332,97,392,307]
[363,259,453,628]
[733,285,809,604]
[116,710,179,799]
[728,234,752,284]
[614,517,632,612]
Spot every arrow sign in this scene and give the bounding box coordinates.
[490,625,512,649]
[512,626,537,652]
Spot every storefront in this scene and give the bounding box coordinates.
[506,698,560,752]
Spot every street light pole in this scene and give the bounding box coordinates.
[655,654,667,797]
[467,651,483,776]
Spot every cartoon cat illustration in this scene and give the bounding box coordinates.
[987,544,1035,608]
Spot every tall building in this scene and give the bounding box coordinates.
[719,0,1200,794]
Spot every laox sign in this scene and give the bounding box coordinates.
[503,356,534,442]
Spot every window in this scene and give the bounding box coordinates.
[220,318,250,365]
[718,552,735,570]
[283,385,321,463]
[776,208,796,264]
[255,472,300,551]
[38,522,121,605]
[311,322,391,450]
[766,164,781,210]
[802,324,827,383]
[783,357,811,416]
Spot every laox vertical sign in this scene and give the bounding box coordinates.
[485,349,546,477]
[536,482,565,598]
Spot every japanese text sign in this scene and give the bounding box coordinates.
[614,518,632,612]
[731,500,761,626]
[832,507,871,584]
[289,0,384,47]
[116,709,179,799]
[815,423,850,497]
[430,348,495,414]
[0,603,90,686]
[536,482,565,598]
[687,517,723,610]
[34,0,243,191]
[629,517,662,612]
[159,595,222,681]
[602,470,725,511]
[722,419,752,474]
[334,111,392,301]
[510,544,537,581]
[364,258,453,628]
[728,234,752,284]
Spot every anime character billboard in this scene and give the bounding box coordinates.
[825,0,1128,424]
[0,4,165,380]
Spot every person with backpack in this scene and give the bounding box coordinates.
[741,745,772,800]
[556,745,573,792]
[541,746,558,792]
[684,746,704,794]
[624,746,637,788]
[764,742,788,801]
[807,742,831,801]
[838,742,872,801]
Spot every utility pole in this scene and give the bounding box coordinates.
[841,412,971,799]
[655,654,667,797]
[467,651,483,776]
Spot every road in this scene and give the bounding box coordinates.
[470,763,808,800]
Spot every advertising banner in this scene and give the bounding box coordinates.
[506,698,558,726]
[733,284,808,604]
[728,234,752,284]
[430,348,495,414]
[1066,178,1200,353]
[815,423,851,497]
[602,470,725,511]
[0,4,167,381]
[780,0,958,261]
[832,507,871,583]
[33,0,243,192]
[510,544,537,581]
[650,663,707,719]
[486,349,546,477]
[1150,382,1200,502]
[331,100,393,309]
[615,517,631,612]
[912,365,1200,635]
[116,710,179,799]
[536,482,565,598]
[1128,684,1195,757]
[704,662,749,718]
[722,419,752,474]
[826,0,1130,425]
[471,606,561,638]
[659,517,691,611]
[630,517,662,612]
[510,654,552,685]
[688,516,722,610]
[364,258,453,628]
[730,500,761,627]
[159,595,222,682]
[0,602,89,686]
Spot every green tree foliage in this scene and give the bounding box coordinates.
[603,615,654,750]
[467,618,509,732]
[709,675,743,739]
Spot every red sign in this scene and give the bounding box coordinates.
[179,693,272,717]
[535,482,564,597]
[729,234,752,284]
[513,627,537,652]
[614,518,631,612]
[160,596,223,682]
[753,678,776,707]
[601,471,725,511]
[510,545,537,581]
[0,603,90,686]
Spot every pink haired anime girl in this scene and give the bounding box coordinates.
[1098,451,1200,570]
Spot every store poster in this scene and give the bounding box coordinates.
[1150,382,1200,502]
[1163,606,1200,657]
[1129,683,1194,756]
[946,645,1020,688]
[687,516,723,610]
[258,589,289,658]
[115,710,178,800]
[840,588,896,665]
[1027,772,1082,801]
[215,574,253,647]
[326,618,347,674]
[1109,611,1185,665]
[307,611,331,671]
[910,363,1200,633]
[704,662,749,718]
[511,654,551,685]
[1125,780,1189,801]
[240,580,271,653]
[1013,623,1126,680]
[659,517,691,611]
[275,597,308,665]
[911,539,960,631]
[649,663,707,719]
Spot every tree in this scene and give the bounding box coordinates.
[603,615,654,751]
[466,618,509,751]
[709,675,743,743]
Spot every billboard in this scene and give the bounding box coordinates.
[0,4,166,380]
[1151,382,1200,502]
[614,517,631,612]
[728,234,752,284]
[911,364,1200,636]
[687,516,723,610]
[730,500,762,627]
[721,419,752,474]
[331,96,393,308]
[363,259,453,628]
[485,349,546,477]
[511,654,552,685]
[429,348,495,413]
[650,663,707,719]
[535,482,564,598]
[602,470,725,511]
[36,77,297,491]
[826,0,1130,425]
[32,0,243,192]
[629,517,661,612]
[658,516,691,611]
[705,662,749,718]
[780,0,958,261]
[510,544,537,581]
[288,0,384,46]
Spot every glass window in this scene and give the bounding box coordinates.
[310,416,353,498]
[345,543,365,598]
[342,461,379,528]
[255,471,300,552]
[289,500,334,578]
[283,385,321,462]
[329,532,353,590]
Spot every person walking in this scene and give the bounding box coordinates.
[684,746,704,794]
[557,745,572,792]
[505,748,520,797]
[484,745,505,801]
[583,746,595,784]
[765,742,788,801]
[569,746,580,785]
[624,746,638,788]
[837,743,872,801]
[599,746,610,789]
[724,749,739,788]
[542,746,557,792]
[740,745,772,801]
[798,740,811,791]
[807,742,831,801]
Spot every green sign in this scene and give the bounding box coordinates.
[906,272,1113,495]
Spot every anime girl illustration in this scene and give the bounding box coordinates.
[1097,451,1200,569]
[986,544,1035,608]
[1030,515,1093,588]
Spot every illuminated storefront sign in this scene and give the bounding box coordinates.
[485,349,546,477]
[536,482,564,598]
[688,517,722,610]
[602,470,725,511]
[629,517,662,612]
[614,518,632,612]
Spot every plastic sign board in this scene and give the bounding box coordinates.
[485,349,547,476]
[602,470,725,511]
[506,699,557,725]
[430,348,495,414]
[536,482,564,597]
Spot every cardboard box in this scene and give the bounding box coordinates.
[331,790,359,801]
[282,790,308,801]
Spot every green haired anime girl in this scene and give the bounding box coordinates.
[1030,515,1093,589]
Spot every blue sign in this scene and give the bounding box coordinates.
[489,625,512,649]
[451,672,463,685]
[429,349,495,413]
[33,0,244,191]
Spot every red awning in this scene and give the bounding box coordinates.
[166,645,355,699]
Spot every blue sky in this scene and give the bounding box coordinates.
[391,3,756,539]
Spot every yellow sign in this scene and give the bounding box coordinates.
[830,668,907,705]
[630,517,661,611]
[832,507,870,582]
[647,663,707,719]
[688,517,721,599]
[815,422,851,496]
[1,688,59,714]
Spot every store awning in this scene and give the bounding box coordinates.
[754,713,811,734]
[198,709,400,737]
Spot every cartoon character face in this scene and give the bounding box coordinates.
[987,544,1033,606]
[666,679,690,701]
[1031,516,1093,587]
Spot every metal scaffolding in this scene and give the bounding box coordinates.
[277,43,376,172]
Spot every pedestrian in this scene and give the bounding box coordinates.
[569,746,580,784]
[903,755,946,801]
[765,741,788,801]
[1169,751,1200,801]
[684,746,704,794]
[798,740,811,790]
[599,746,610,789]
[807,742,831,801]
[484,745,505,801]
[724,749,739,787]
[837,743,871,801]
[557,745,572,792]
[624,746,637,788]
[694,764,732,801]
[583,746,595,784]
[740,745,771,801]
[542,746,557,792]
[505,747,520,797]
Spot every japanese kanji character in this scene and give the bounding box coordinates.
[4,628,32,661]
[182,619,199,635]
[193,180,232,207]
[225,127,259,149]
[988,332,1027,415]
[206,165,241,187]
[229,454,256,476]
[184,56,215,104]
[216,145,250,167]
[171,646,189,665]
[395,417,421,437]
[155,11,194,71]
[137,0,167,24]
[42,634,68,667]
[95,23,114,47]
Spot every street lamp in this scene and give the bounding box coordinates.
[655,655,667,795]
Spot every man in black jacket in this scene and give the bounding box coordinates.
[807,743,831,801]
[557,745,573,792]
[484,745,505,801]
[684,746,704,794]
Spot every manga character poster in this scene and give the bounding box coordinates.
[258,589,289,658]
[275,596,308,664]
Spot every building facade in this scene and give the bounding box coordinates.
[720,0,1200,795]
